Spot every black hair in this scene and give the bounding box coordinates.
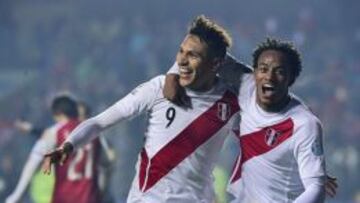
[252,37,302,86]
[51,95,78,119]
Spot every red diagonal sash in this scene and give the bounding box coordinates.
[230,118,294,183]
[139,91,239,192]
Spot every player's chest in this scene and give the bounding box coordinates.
[149,98,236,131]
[239,115,295,163]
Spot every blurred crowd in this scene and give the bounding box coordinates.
[0,0,359,202]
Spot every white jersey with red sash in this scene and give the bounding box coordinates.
[65,75,239,202]
[123,76,239,202]
[228,74,326,202]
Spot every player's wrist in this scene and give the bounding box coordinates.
[62,142,74,155]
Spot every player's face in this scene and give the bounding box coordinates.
[254,50,292,111]
[176,34,215,91]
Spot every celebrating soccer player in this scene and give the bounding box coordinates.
[43,15,241,202]
[227,38,326,202]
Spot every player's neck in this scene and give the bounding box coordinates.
[257,94,291,113]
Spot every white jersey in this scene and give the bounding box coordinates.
[66,75,240,203]
[228,74,326,203]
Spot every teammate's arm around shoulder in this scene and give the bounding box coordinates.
[163,62,191,107]
[163,54,250,107]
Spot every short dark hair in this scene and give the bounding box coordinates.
[252,37,302,86]
[51,95,78,119]
[188,15,232,59]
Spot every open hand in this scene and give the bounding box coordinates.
[325,175,338,198]
[42,142,74,174]
[163,74,191,108]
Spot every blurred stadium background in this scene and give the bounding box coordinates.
[0,0,359,202]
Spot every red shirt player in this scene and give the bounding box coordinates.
[6,95,102,203]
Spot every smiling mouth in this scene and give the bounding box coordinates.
[179,67,194,79]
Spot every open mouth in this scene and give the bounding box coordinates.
[261,84,276,96]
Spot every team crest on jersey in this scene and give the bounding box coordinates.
[217,102,230,121]
[264,128,280,146]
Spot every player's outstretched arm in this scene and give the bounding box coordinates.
[5,154,43,203]
[43,76,163,175]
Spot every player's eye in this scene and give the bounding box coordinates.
[258,66,268,73]
[188,52,199,59]
[275,68,286,76]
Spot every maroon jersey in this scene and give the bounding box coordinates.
[52,119,102,203]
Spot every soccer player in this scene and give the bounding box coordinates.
[226,38,326,202]
[164,38,337,202]
[6,96,102,203]
[43,15,240,202]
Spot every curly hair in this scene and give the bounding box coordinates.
[252,37,302,86]
[188,15,232,59]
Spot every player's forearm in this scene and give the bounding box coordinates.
[67,77,161,149]
[65,118,102,149]
[294,177,326,203]
[65,100,130,149]
[9,153,43,200]
[217,53,252,86]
